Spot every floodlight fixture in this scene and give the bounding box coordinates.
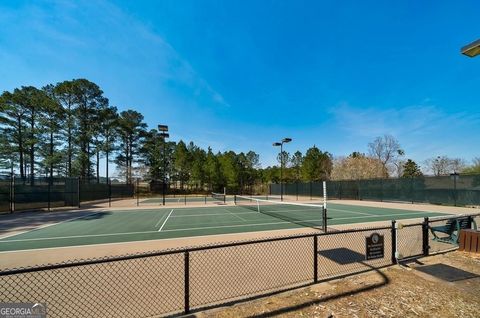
[461,39,480,57]
[158,124,169,132]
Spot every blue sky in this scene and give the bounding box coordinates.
[0,0,479,170]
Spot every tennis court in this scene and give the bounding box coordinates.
[0,197,449,252]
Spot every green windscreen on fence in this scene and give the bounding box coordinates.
[270,174,480,207]
[0,175,11,213]
[111,183,134,198]
[12,177,80,211]
[80,180,109,202]
[0,175,135,213]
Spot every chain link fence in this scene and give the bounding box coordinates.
[0,175,134,214]
[270,173,480,206]
[2,213,478,317]
[0,174,11,212]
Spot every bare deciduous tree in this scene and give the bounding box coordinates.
[367,135,404,177]
[424,156,467,175]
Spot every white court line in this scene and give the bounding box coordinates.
[1,230,159,243]
[161,211,445,233]
[222,208,248,222]
[0,211,453,254]
[170,208,320,218]
[328,207,377,217]
[171,212,254,218]
[158,209,174,232]
[154,212,168,228]
[0,210,450,244]
[0,225,320,254]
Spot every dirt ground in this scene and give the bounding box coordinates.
[197,251,480,318]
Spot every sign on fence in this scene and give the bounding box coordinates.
[366,232,384,260]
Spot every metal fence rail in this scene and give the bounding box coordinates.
[2,213,478,317]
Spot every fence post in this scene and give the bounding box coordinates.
[48,177,51,212]
[108,178,112,208]
[356,180,361,200]
[184,251,190,314]
[468,215,474,229]
[391,220,397,264]
[452,173,458,207]
[10,174,14,213]
[313,235,318,283]
[296,181,298,201]
[410,176,414,204]
[309,181,312,200]
[422,217,429,256]
[77,177,81,208]
[380,179,384,202]
[136,178,139,207]
[8,173,15,213]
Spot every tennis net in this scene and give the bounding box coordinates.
[234,195,327,231]
[211,192,226,203]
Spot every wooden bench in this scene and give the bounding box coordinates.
[459,229,480,253]
[429,216,477,245]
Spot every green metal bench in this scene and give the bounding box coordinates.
[429,216,477,245]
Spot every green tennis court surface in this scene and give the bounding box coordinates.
[0,203,448,252]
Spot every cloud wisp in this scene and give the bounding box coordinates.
[0,0,229,109]
[329,102,480,161]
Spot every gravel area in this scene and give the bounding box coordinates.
[198,252,480,318]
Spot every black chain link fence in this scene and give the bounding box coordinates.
[2,213,478,317]
[0,174,11,212]
[317,227,392,281]
[137,194,230,206]
[80,178,134,202]
[270,173,480,206]
[396,222,426,259]
[0,175,134,214]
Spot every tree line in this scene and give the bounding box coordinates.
[1,79,478,193]
[0,80,142,184]
[0,79,334,192]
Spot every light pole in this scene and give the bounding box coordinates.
[158,125,169,206]
[273,138,292,201]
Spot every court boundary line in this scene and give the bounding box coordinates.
[222,208,248,222]
[160,210,443,233]
[158,209,174,232]
[154,212,168,228]
[0,225,319,254]
[0,210,450,244]
[0,211,452,254]
[328,207,375,217]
